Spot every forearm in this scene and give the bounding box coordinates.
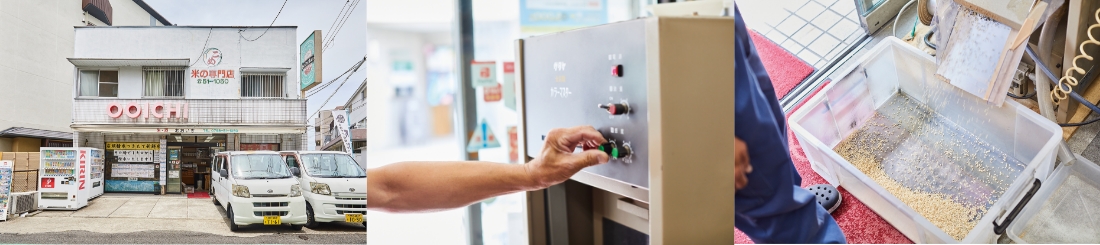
[367,160,539,213]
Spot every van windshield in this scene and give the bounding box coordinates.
[299,154,365,178]
[231,154,292,179]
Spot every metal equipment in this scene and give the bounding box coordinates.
[516,16,735,244]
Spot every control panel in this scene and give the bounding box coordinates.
[520,19,651,189]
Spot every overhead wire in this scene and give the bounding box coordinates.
[305,56,366,98]
[322,0,361,53]
[309,76,367,121]
[240,0,289,42]
[189,28,214,67]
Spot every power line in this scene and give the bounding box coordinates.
[324,0,352,40]
[240,0,289,42]
[309,76,367,121]
[322,0,358,52]
[306,56,366,98]
[189,28,214,67]
[322,0,361,53]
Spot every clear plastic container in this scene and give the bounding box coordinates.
[1005,154,1100,244]
[788,37,1062,243]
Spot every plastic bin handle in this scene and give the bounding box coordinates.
[993,179,1042,235]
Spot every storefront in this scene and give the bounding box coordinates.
[68,26,307,194]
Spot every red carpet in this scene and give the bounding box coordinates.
[187,192,210,199]
[749,30,815,99]
[734,80,913,244]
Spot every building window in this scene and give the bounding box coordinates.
[79,70,118,97]
[143,67,185,97]
[241,74,284,98]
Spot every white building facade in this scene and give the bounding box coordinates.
[0,0,171,151]
[69,26,307,193]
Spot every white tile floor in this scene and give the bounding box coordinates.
[737,0,866,69]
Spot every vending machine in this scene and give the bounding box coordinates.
[38,148,89,210]
[85,148,105,199]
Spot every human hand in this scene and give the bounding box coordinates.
[736,137,751,190]
[525,126,611,189]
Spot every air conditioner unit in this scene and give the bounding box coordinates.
[9,191,39,215]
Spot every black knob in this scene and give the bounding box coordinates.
[599,103,629,115]
[598,142,631,159]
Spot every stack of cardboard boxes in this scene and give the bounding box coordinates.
[2,152,40,192]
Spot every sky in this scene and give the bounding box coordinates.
[145,0,366,149]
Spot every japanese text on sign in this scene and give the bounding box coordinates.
[114,150,154,163]
[191,69,235,79]
[106,143,160,150]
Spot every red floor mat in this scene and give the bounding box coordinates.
[735,81,913,244]
[749,30,815,99]
[187,192,210,199]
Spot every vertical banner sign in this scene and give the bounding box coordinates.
[333,110,354,154]
[300,30,323,91]
[78,150,87,191]
[0,160,12,221]
[159,139,167,186]
[503,62,517,111]
[471,61,497,88]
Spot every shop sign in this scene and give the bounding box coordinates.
[107,102,188,119]
[78,150,86,190]
[105,143,160,150]
[113,150,154,162]
[332,110,353,154]
[300,30,322,91]
[191,69,234,85]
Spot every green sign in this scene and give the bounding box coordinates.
[300,30,322,91]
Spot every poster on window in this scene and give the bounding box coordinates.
[239,143,280,151]
[114,150,154,162]
[0,161,13,221]
[111,164,155,178]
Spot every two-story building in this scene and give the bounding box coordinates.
[68,26,307,194]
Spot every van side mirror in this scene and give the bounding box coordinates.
[219,169,229,177]
[290,167,301,177]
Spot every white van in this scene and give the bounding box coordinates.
[280,151,367,228]
[211,151,308,231]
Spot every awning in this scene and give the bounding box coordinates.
[67,58,190,67]
[0,127,74,141]
[70,125,307,134]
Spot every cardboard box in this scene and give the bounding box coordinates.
[13,152,29,170]
[27,153,39,170]
[1,152,14,161]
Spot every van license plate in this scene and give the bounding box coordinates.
[345,213,363,223]
[263,216,281,225]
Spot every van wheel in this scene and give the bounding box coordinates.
[305,203,320,229]
[290,224,303,231]
[227,205,240,232]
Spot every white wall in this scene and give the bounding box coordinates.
[109,0,162,26]
[0,1,84,132]
[73,27,299,99]
[0,0,168,134]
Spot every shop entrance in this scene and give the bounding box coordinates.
[166,135,226,194]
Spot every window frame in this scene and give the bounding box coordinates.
[240,73,287,99]
[141,66,187,98]
[77,68,120,98]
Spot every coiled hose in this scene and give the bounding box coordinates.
[1053,8,1100,102]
